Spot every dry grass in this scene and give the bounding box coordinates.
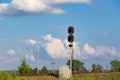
[17,72,120,80]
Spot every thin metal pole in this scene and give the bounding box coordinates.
[37,44,39,74]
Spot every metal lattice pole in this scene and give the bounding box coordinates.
[51,58,55,73]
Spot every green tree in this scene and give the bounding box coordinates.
[97,64,102,72]
[91,64,103,72]
[41,66,48,74]
[18,58,32,74]
[66,59,86,71]
[110,59,120,72]
[33,67,38,74]
[92,64,97,72]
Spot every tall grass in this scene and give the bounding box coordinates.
[17,72,120,80]
[17,76,58,80]
[0,71,119,80]
[0,71,17,80]
[73,72,120,80]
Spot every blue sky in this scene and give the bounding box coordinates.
[0,0,120,70]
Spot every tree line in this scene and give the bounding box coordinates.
[18,58,49,74]
[0,58,119,80]
[18,58,120,74]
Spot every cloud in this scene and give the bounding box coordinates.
[0,0,91,17]
[95,45,118,57]
[25,39,37,45]
[43,34,81,59]
[24,38,45,63]
[23,35,81,59]
[73,42,81,57]
[43,34,69,59]
[83,43,96,55]
[25,53,36,62]
[83,43,119,58]
[24,38,43,54]
[42,0,91,4]
[64,40,81,58]
[6,49,16,55]
[44,37,120,60]
[23,35,120,61]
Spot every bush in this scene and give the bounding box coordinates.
[0,71,17,80]
[11,69,17,80]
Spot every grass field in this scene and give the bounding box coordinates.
[17,72,120,80]
[17,76,57,80]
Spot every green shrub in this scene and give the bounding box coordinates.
[0,71,17,80]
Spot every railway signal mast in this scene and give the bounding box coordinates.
[68,26,74,77]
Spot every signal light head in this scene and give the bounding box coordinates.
[68,26,74,34]
[68,34,74,43]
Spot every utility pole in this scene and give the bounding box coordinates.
[37,43,40,74]
[51,58,55,73]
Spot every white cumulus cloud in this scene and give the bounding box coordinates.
[64,39,81,58]
[73,42,81,58]
[43,0,91,4]
[83,43,120,58]
[83,43,96,55]
[43,34,81,59]
[25,39,37,45]
[44,34,69,59]
[0,0,91,17]
[12,0,47,13]
[95,45,118,56]
[6,49,16,55]
[25,53,36,62]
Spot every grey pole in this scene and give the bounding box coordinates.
[70,45,72,76]
[37,44,39,74]
[69,43,73,77]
